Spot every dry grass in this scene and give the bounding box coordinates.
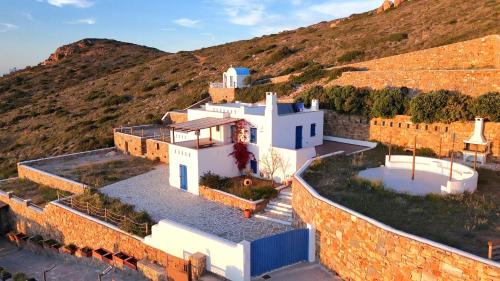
[55,158,158,188]
[303,144,499,258]
[0,179,71,206]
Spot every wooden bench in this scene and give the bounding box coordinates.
[488,240,500,261]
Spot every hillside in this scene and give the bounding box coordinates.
[0,0,499,178]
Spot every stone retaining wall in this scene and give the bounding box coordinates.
[17,165,88,194]
[199,186,268,212]
[209,88,236,103]
[292,161,500,281]
[146,139,169,163]
[323,111,500,158]
[330,69,499,97]
[346,35,499,71]
[114,132,145,157]
[0,192,172,266]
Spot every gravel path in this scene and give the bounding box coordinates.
[101,165,292,242]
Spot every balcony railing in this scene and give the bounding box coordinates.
[209,82,224,88]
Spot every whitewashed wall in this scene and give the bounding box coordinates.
[145,219,250,281]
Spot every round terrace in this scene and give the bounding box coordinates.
[358,155,478,195]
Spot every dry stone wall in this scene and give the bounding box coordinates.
[146,139,169,163]
[292,176,500,281]
[17,165,87,194]
[324,111,500,158]
[0,192,171,266]
[331,69,499,97]
[114,132,145,157]
[208,87,236,103]
[347,35,499,71]
[199,186,268,212]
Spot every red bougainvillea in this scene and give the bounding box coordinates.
[229,120,254,172]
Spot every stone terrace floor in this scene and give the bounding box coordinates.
[101,166,292,242]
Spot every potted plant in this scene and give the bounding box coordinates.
[76,246,93,258]
[243,209,252,218]
[28,235,44,248]
[13,272,27,281]
[61,243,78,255]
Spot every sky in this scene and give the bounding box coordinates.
[0,0,381,75]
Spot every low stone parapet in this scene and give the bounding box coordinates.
[292,153,500,281]
[199,185,268,212]
[17,164,88,194]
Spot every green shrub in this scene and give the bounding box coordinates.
[13,272,28,281]
[291,64,326,84]
[327,67,363,80]
[295,86,327,107]
[102,95,132,106]
[471,92,500,121]
[265,46,295,65]
[328,85,370,115]
[278,61,311,76]
[386,32,408,42]
[235,82,295,103]
[338,50,364,63]
[200,172,231,190]
[370,88,409,118]
[409,90,473,123]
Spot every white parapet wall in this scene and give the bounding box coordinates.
[145,219,250,281]
[385,155,478,194]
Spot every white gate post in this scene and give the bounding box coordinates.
[307,224,316,262]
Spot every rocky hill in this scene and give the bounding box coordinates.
[0,0,499,178]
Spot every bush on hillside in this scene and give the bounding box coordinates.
[328,85,370,116]
[369,88,409,118]
[291,64,326,84]
[409,90,473,123]
[471,92,500,122]
[235,82,295,103]
[295,86,327,107]
[338,50,364,63]
[265,46,295,65]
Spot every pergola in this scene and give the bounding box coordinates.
[168,117,241,149]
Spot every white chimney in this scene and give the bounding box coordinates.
[265,92,278,113]
[311,99,319,111]
[465,118,488,145]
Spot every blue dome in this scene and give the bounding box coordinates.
[232,67,250,75]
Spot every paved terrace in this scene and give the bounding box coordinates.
[101,166,292,242]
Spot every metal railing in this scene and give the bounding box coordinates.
[58,196,149,236]
[209,82,224,88]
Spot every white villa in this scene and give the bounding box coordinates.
[167,93,323,194]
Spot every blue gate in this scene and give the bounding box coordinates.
[251,229,308,276]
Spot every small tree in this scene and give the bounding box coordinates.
[260,148,284,185]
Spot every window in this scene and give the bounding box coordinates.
[310,123,316,137]
[250,160,258,174]
[230,125,236,143]
[250,127,257,143]
[156,143,160,150]
[216,125,220,132]
[382,121,386,126]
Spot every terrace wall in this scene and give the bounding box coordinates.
[346,35,499,71]
[145,139,169,163]
[292,161,500,281]
[17,165,88,194]
[114,132,145,157]
[331,69,499,97]
[199,186,268,212]
[0,192,171,266]
[209,88,236,103]
[323,111,500,158]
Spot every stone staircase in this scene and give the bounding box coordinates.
[255,188,293,225]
